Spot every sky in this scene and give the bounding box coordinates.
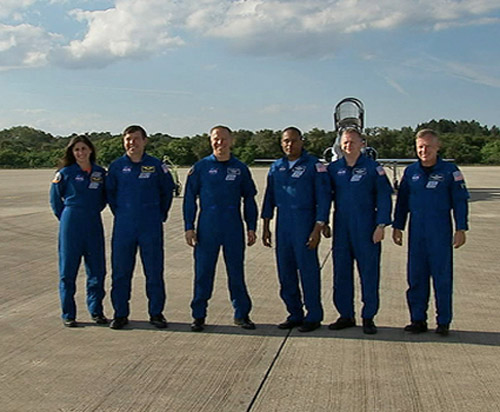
[1,0,500,137]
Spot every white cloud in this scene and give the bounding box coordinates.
[404,54,500,89]
[1,0,500,69]
[0,0,37,19]
[57,1,185,68]
[384,76,409,96]
[0,23,60,70]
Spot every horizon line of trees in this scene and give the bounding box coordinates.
[1,119,500,169]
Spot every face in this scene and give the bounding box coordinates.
[124,131,147,158]
[72,142,92,164]
[210,127,233,157]
[281,130,303,160]
[340,131,364,156]
[416,135,440,166]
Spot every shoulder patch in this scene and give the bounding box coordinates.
[52,172,62,183]
[315,162,327,173]
[376,165,386,176]
[161,163,170,174]
[453,170,464,181]
[188,167,194,176]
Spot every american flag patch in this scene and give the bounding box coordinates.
[315,163,327,173]
[161,163,169,174]
[453,171,464,181]
[376,166,386,176]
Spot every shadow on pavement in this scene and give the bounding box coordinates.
[77,320,500,347]
[469,188,500,202]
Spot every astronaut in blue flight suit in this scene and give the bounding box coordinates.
[106,125,174,330]
[393,129,469,336]
[261,127,331,333]
[50,135,107,327]
[327,128,393,335]
[183,125,258,332]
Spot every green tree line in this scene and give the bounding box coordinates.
[1,119,499,168]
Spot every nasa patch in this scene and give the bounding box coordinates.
[122,166,132,174]
[411,174,420,182]
[208,168,218,175]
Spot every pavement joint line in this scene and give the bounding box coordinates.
[246,328,292,412]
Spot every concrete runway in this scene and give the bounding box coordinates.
[1,166,500,411]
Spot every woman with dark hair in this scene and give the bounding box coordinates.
[50,136,107,327]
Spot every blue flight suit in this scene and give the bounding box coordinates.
[183,154,258,320]
[328,154,393,320]
[106,154,174,318]
[393,157,469,325]
[50,163,107,320]
[261,150,330,323]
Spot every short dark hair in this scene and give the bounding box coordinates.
[123,125,147,139]
[210,125,232,135]
[59,135,97,169]
[282,126,303,140]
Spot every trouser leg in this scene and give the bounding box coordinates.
[83,223,106,316]
[333,237,355,319]
[111,224,137,318]
[139,223,166,317]
[191,236,220,320]
[355,241,381,319]
[222,229,251,319]
[58,216,84,320]
[295,243,323,323]
[407,236,430,322]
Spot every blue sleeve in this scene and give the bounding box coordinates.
[375,165,394,225]
[450,167,469,231]
[393,169,410,230]
[242,167,258,231]
[314,162,331,222]
[261,168,275,219]
[160,163,175,222]
[326,164,336,223]
[106,164,118,215]
[99,169,107,212]
[182,165,200,231]
[49,171,65,220]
